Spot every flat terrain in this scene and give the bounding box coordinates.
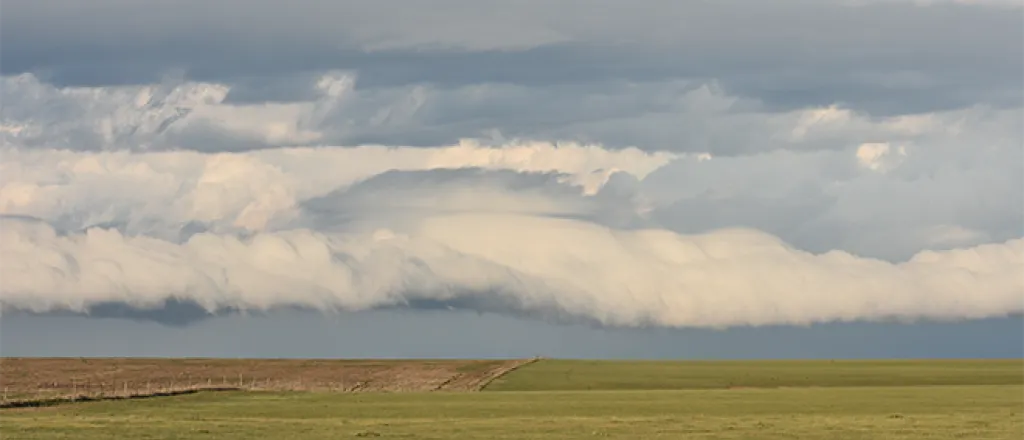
[485,359,1024,391]
[1,358,1021,439]
[2,385,1019,439]
[0,358,531,400]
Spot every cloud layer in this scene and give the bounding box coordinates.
[5,0,1020,117]
[1,140,1021,326]
[1,0,1021,328]
[4,72,1021,154]
[4,212,1021,328]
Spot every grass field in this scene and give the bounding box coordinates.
[1,359,1021,439]
[484,359,1024,391]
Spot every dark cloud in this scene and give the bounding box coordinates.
[4,0,1021,155]
[0,298,229,326]
[2,0,1019,116]
[0,284,628,329]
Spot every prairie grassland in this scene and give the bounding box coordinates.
[0,359,1020,439]
[484,358,1024,391]
[1,385,1020,439]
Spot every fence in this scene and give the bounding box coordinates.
[0,376,359,408]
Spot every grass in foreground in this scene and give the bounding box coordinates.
[1,385,1020,439]
[484,359,1024,391]
[2,359,1020,439]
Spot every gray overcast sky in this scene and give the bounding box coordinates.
[4,0,1021,114]
[2,312,1021,360]
[0,0,1021,358]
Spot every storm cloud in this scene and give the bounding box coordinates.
[3,0,1020,115]
[0,0,1020,328]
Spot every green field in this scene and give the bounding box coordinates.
[484,359,1024,391]
[2,359,1021,439]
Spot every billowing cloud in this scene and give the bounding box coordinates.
[3,213,1021,328]
[0,142,673,238]
[0,1,1020,329]
[0,138,1021,326]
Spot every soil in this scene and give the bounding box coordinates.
[0,357,536,402]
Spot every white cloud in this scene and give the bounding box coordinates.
[2,213,1020,327]
[0,141,675,239]
[855,142,907,171]
[0,136,1021,327]
[0,69,1020,328]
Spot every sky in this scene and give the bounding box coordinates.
[0,0,1022,358]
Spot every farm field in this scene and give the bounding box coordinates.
[0,357,533,401]
[1,358,1021,439]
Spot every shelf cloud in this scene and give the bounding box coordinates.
[1,142,1021,326]
[1,0,1020,328]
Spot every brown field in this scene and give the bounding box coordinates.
[0,357,536,405]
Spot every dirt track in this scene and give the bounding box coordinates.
[0,357,537,403]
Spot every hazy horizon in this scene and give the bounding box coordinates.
[2,311,1021,360]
